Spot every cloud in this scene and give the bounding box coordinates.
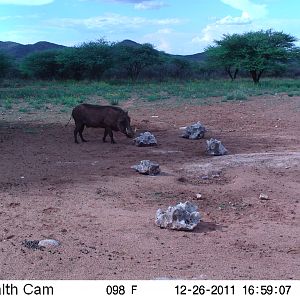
[0,16,11,20]
[80,0,160,3]
[0,14,40,20]
[157,28,172,34]
[142,28,199,54]
[113,0,153,2]
[48,14,182,29]
[191,0,269,51]
[134,1,167,10]
[110,0,155,2]
[80,0,167,9]
[216,11,251,25]
[142,28,172,52]
[220,0,267,19]
[191,21,252,51]
[0,0,53,5]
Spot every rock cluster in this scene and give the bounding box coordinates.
[132,160,160,175]
[206,138,228,156]
[181,122,206,140]
[133,131,157,146]
[155,201,201,231]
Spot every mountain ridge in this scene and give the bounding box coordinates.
[0,41,66,60]
[0,39,206,62]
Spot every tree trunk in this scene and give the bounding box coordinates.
[257,70,264,82]
[233,68,239,80]
[225,67,233,81]
[225,67,238,81]
[250,70,259,84]
[250,70,264,84]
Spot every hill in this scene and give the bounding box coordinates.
[177,52,207,62]
[0,41,66,60]
[116,39,206,62]
[116,39,141,48]
[0,39,206,62]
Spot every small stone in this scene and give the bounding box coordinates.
[155,201,201,231]
[22,240,41,250]
[133,132,157,147]
[38,239,60,248]
[259,193,269,200]
[132,160,160,175]
[211,173,220,178]
[196,193,202,199]
[181,122,206,140]
[206,138,228,156]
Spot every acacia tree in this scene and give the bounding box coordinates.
[206,30,298,83]
[205,34,242,81]
[21,50,61,79]
[113,43,160,81]
[169,57,193,79]
[241,30,297,83]
[57,39,112,80]
[77,39,113,79]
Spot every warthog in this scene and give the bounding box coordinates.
[69,104,135,144]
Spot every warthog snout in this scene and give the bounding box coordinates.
[125,127,135,138]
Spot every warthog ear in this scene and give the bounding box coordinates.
[125,110,128,115]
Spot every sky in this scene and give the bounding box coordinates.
[1,0,300,55]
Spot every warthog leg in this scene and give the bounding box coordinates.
[103,128,115,144]
[78,124,87,142]
[74,123,87,143]
[74,127,79,144]
[103,128,108,143]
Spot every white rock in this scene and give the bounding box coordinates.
[132,160,160,175]
[155,201,201,231]
[133,131,157,147]
[206,138,228,156]
[259,193,269,200]
[181,122,206,140]
[38,239,60,248]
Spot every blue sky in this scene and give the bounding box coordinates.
[1,0,300,54]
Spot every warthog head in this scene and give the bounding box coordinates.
[118,111,135,138]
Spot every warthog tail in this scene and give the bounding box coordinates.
[65,116,72,127]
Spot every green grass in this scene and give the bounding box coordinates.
[1,78,300,113]
[3,98,13,109]
[19,107,30,113]
[109,99,119,106]
[224,90,248,101]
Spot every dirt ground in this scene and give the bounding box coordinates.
[0,95,299,280]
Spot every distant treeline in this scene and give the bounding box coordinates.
[1,30,300,83]
[0,39,207,82]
